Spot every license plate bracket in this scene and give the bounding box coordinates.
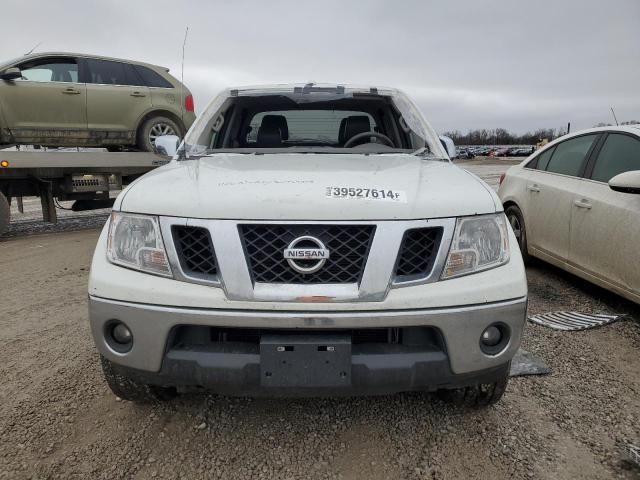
[260,334,351,388]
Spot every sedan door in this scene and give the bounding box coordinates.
[569,132,640,299]
[524,134,600,263]
[0,56,87,144]
[81,58,151,146]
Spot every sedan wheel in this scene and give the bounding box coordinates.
[505,205,530,263]
[508,212,522,245]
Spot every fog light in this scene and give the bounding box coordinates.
[112,323,133,345]
[481,326,502,346]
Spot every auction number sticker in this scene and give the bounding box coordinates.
[325,186,407,203]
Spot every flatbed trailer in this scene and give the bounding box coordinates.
[0,149,168,235]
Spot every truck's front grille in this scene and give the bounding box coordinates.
[395,227,443,280]
[240,224,375,284]
[172,226,218,279]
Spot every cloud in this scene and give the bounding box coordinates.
[1,0,638,132]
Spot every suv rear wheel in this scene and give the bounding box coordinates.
[100,355,176,403]
[137,115,183,152]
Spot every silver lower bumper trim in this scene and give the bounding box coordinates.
[89,296,527,375]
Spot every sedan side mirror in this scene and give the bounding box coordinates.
[0,67,22,81]
[154,135,180,157]
[608,170,640,194]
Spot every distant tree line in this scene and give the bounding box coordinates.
[442,128,566,146]
[444,120,640,146]
[594,121,639,127]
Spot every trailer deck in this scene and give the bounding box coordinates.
[0,148,167,234]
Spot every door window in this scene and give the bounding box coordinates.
[527,146,556,170]
[133,65,173,88]
[545,134,598,177]
[590,134,640,183]
[18,58,78,83]
[85,59,144,86]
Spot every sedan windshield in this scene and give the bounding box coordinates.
[182,85,447,159]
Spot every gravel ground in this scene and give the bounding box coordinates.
[1,159,639,479]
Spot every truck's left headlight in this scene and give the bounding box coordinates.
[106,212,172,277]
[442,213,509,279]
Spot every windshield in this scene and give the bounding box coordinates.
[182,85,447,159]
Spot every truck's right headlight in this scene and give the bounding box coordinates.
[106,212,172,277]
[442,213,509,279]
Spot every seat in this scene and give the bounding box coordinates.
[257,125,282,147]
[260,115,289,140]
[339,115,371,145]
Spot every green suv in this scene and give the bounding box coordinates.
[0,52,196,151]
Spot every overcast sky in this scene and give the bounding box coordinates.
[3,0,639,133]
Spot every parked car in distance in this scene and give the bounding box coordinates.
[89,83,527,405]
[456,148,475,159]
[491,148,510,157]
[0,52,196,151]
[499,126,640,303]
[509,147,534,157]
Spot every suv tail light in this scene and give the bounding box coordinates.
[184,94,194,112]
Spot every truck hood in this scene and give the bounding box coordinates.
[117,153,499,220]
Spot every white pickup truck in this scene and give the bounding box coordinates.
[88,84,527,405]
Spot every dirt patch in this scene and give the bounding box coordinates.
[1,230,639,479]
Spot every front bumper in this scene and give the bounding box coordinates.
[89,295,527,395]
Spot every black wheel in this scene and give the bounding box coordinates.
[136,116,183,152]
[505,204,531,264]
[100,355,176,403]
[437,371,509,407]
[0,192,10,236]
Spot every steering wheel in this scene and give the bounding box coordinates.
[343,131,395,148]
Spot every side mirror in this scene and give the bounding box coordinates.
[438,135,457,159]
[608,170,640,194]
[154,135,180,157]
[0,67,22,81]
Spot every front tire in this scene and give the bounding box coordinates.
[100,355,176,403]
[505,204,531,264]
[437,372,509,407]
[136,116,183,152]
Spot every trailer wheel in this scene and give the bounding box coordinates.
[0,192,10,236]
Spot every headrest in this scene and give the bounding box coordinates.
[260,115,289,140]
[257,125,282,147]
[341,116,371,144]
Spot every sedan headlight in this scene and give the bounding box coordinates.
[106,212,172,277]
[442,213,509,279]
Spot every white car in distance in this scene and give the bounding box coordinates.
[499,126,640,303]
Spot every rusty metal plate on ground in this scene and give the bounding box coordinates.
[624,444,640,467]
[528,312,622,331]
[509,349,551,377]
